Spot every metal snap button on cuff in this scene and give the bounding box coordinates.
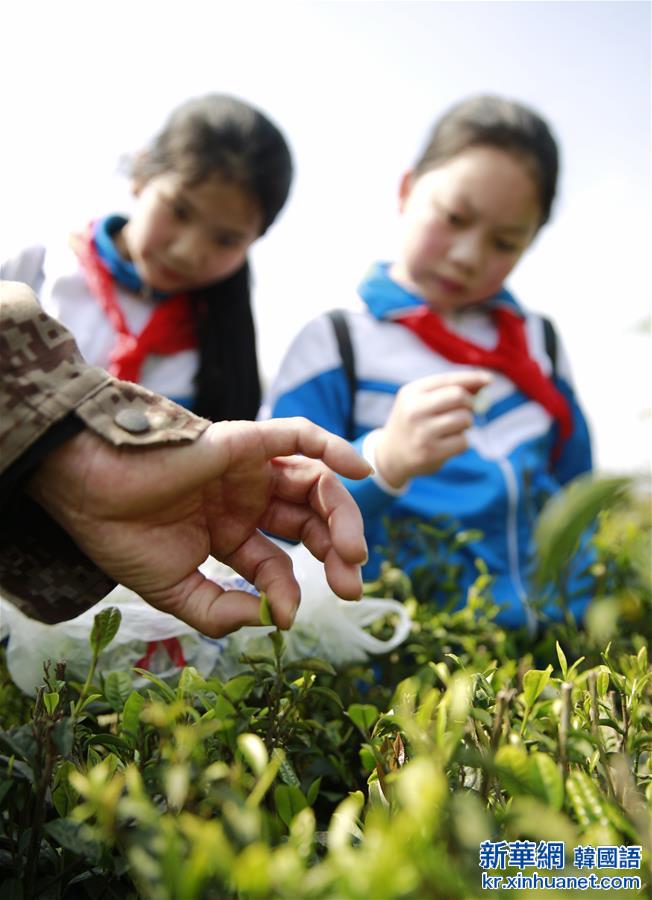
[114,409,151,434]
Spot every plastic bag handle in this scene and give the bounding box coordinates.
[332,597,412,655]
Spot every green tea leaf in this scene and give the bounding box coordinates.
[595,667,610,698]
[259,592,274,626]
[90,607,122,655]
[306,776,322,806]
[103,671,133,711]
[75,692,103,715]
[347,703,379,734]
[637,645,648,674]
[285,657,337,676]
[52,719,74,757]
[523,665,553,709]
[177,666,206,694]
[328,791,364,850]
[274,783,308,827]
[43,692,60,715]
[0,724,37,766]
[132,669,176,701]
[165,763,190,809]
[44,818,102,863]
[494,745,531,795]
[89,733,130,754]
[565,656,586,680]
[273,747,301,787]
[534,474,630,585]
[51,760,79,817]
[566,770,608,827]
[309,686,344,709]
[224,675,256,703]
[212,694,237,721]
[238,733,268,776]
[121,691,146,740]
[528,753,564,811]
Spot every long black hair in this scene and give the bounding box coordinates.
[132,94,294,421]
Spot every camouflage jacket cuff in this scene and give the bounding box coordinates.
[1,281,210,472]
[0,281,210,623]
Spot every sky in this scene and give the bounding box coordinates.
[1,0,650,477]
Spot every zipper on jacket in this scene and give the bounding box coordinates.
[497,457,537,635]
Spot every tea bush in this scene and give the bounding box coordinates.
[0,477,650,899]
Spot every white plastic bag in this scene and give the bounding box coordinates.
[1,542,411,696]
[0,592,219,696]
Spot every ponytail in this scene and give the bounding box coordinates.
[192,263,261,422]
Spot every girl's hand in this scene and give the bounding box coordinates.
[373,370,491,489]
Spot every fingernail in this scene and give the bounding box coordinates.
[287,604,298,628]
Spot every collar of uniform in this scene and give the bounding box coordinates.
[357,261,524,321]
[92,215,171,300]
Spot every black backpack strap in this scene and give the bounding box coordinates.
[327,309,356,440]
[542,316,558,379]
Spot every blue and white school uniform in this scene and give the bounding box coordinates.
[260,263,593,629]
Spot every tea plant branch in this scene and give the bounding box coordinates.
[558,681,572,777]
[588,670,617,801]
[620,688,630,753]
[24,685,60,900]
[264,630,286,751]
[481,687,514,801]
[70,608,122,724]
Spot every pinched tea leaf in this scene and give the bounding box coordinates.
[259,593,274,626]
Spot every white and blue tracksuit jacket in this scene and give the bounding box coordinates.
[260,263,594,629]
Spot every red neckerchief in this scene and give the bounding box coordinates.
[395,303,573,458]
[71,225,196,383]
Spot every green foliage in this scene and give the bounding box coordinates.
[0,477,650,898]
[534,475,630,587]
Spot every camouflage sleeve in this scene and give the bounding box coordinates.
[0,281,211,623]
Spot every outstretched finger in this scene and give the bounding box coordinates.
[256,418,373,479]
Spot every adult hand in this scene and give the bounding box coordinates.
[27,418,372,637]
[373,370,491,489]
